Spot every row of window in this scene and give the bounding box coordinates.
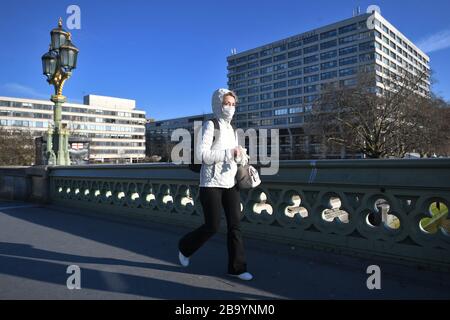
[71,123,145,133]
[229,20,370,66]
[0,100,146,119]
[232,58,373,94]
[374,22,428,72]
[235,75,367,111]
[229,42,375,83]
[90,149,144,155]
[236,113,303,125]
[0,109,144,126]
[375,30,427,70]
[232,18,428,70]
[0,119,49,128]
[375,50,428,79]
[0,110,53,119]
[235,106,312,120]
[235,82,368,127]
[375,41,428,72]
[91,141,144,147]
[61,115,143,126]
[0,101,53,110]
[234,115,309,127]
[230,36,375,75]
[237,73,355,102]
[0,119,146,133]
[76,132,143,140]
[374,18,428,64]
[230,18,429,86]
[244,86,320,97]
[236,92,321,105]
[0,111,143,127]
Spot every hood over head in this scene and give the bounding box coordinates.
[211,88,235,122]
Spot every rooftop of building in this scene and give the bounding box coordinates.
[226,9,429,62]
[0,95,146,114]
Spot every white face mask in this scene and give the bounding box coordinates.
[221,105,235,121]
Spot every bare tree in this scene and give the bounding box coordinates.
[414,96,450,157]
[0,126,36,165]
[307,68,448,158]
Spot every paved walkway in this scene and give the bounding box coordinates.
[0,200,449,299]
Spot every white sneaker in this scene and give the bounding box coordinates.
[178,251,190,267]
[228,272,253,281]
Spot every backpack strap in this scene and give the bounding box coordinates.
[210,118,236,131]
[208,118,236,146]
[211,118,220,131]
[209,119,220,147]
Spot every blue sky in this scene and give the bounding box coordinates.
[0,0,449,120]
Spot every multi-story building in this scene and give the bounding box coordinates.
[226,9,431,159]
[0,94,146,163]
[146,113,214,161]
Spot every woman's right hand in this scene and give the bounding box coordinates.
[233,146,249,164]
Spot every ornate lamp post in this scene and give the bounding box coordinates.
[41,18,79,165]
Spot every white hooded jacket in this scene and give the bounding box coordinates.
[197,88,243,188]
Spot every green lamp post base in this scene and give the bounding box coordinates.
[45,95,71,166]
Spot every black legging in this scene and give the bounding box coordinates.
[178,184,247,275]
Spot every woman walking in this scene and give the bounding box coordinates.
[178,88,253,281]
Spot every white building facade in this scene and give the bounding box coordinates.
[0,94,146,163]
[227,10,430,130]
[226,9,430,158]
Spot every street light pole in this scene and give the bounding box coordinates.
[41,18,79,165]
